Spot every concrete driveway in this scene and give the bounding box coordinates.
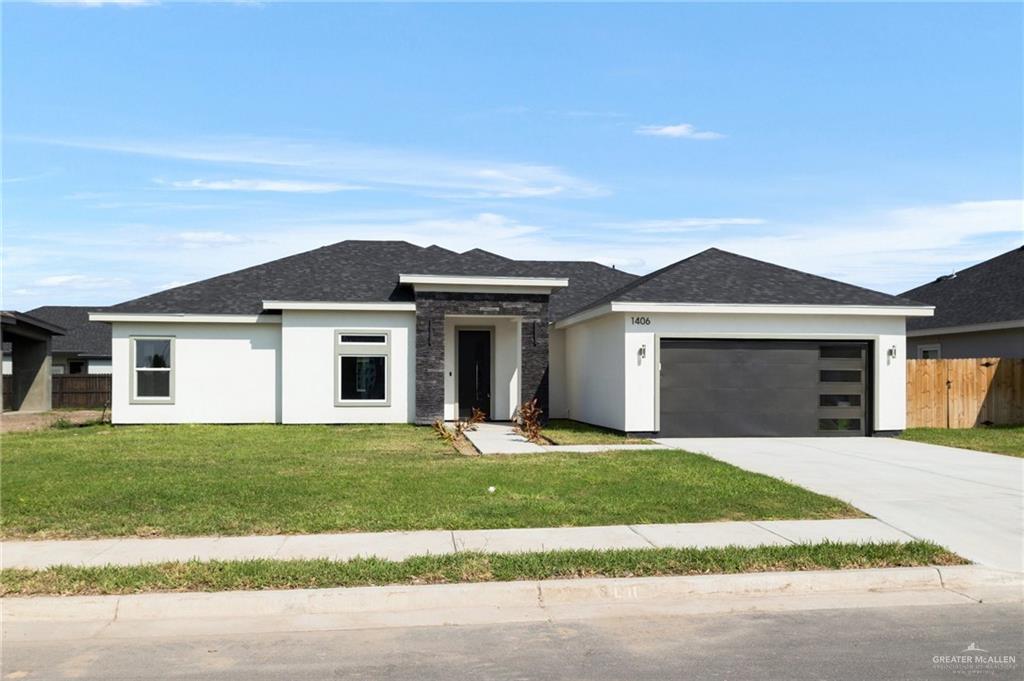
[656,437,1024,572]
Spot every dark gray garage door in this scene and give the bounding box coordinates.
[658,340,868,437]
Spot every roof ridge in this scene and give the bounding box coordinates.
[706,248,923,306]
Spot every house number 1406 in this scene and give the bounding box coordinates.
[631,316,651,326]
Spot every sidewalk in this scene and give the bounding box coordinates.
[465,422,670,454]
[3,519,914,570]
[6,566,1020,642]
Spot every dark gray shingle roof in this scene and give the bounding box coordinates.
[23,306,111,356]
[563,247,926,318]
[106,241,637,321]
[901,246,1024,331]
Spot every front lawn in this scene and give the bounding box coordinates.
[900,426,1024,458]
[0,542,962,596]
[1,424,860,539]
[542,419,653,445]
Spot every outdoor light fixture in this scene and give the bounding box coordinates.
[638,345,647,360]
[887,345,898,359]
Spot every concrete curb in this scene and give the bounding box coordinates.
[4,566,1020,642]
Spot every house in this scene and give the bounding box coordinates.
[901,246,1023,359]
[25,306,113,375]
[89,241,932,436]
[0,311,65,412]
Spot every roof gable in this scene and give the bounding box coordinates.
[901,246,1024,331]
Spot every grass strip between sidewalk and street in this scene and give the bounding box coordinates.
[0,542,964,597]
[899,426,1024,458]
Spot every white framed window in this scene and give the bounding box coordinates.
[917,344,941,359]
[131,336,175,404]
[335,330,389,406]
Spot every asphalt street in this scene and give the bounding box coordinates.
[4,602,1021,680]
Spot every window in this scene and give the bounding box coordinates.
[340,334,387,344]
[132,337,174,403]
[917,344,941,359]
[69,360,86,375]
[335,330,389,406]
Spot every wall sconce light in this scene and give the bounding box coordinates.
[638,345,647,360]
[887,345,897,359]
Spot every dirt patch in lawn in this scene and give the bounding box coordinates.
[1,409,108,433]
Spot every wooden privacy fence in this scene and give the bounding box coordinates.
[907,358,1024,428]
[51,375,111,409]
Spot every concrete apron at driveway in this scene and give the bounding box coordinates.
[656,437,1024,572]
[2,519,914,571]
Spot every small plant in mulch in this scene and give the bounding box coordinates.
[432,407,488,455]
[514,398,546,443]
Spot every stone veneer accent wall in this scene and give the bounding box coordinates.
[414,291,549,424]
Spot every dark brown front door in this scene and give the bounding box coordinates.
[457,330,491,419]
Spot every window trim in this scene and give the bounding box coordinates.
[129,336,175,405]
[917,344,941,359]
[334,329,391,407]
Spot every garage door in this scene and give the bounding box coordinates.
[658,340,868,437]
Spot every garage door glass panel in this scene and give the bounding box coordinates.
[819,418,862,431]
[819,394,862,407]
[819,369,861,383]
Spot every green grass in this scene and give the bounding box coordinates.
[0,542,963,597]
[900,426,1024,458]
[0,424,861,539]
[542,419,653,445]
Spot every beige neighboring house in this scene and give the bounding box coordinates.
[901,246,1024,360]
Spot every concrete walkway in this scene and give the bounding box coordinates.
[2,519,913,570]
[657,437,1024,572]
[465,422,669,455]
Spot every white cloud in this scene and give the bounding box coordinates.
[635,123,725,140]
[172,231,245,244]
[598,217,766,233]
[164,178,365,193]
[33,274,129,289]
[37,0,158,6]
[31,136,603,200]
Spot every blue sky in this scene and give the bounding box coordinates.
[3,1,1022,309]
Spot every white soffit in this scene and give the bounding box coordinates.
[89,312,282,324]
[262,301,417,312]
[555,302,936,328]
[399,274,568,293]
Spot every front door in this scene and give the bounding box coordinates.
[457,330,491,419]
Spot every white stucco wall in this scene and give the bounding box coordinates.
[563,313,627,430]
[280,310,416,424]
[443,316,521,421]
[110,321,281,424]
[565,312,909,433]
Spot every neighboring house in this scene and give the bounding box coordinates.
[901,246,1023,359]
[90,241,932,437]
[25,306,113,375]
[1,311,65,412]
